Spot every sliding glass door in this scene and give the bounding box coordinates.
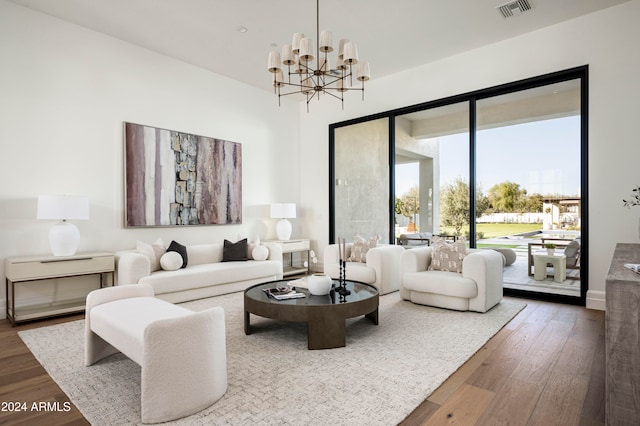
[329,67,587,305]
[394,102,470,243]
[475,79,582,299]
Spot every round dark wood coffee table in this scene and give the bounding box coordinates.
[244,279,379,350]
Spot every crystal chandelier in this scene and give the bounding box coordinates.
[267,0,371,111]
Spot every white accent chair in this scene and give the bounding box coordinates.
[400,247,503,313]
[324,244,405,295]
[85,284,227,424]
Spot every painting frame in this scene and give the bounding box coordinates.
[124,122,242,227]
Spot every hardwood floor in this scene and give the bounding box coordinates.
[400,298,605,426]
[0,297,604,426]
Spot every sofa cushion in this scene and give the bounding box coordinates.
[136,239,165,272]
[187,244,223,266]
[160,252,183,271]
[349,235,379,263]
[90,297,190,365]
[139,261,281,294]
[222,239,248,262]
[167,240,188,268]
[429,237,466,273]
[404,270,477,298]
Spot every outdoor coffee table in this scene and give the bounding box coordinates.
[244,279,379,350]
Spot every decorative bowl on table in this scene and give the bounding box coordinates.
[307,274,333,296]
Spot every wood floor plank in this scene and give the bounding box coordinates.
[527,373,590,426]
[552,317,601,377]
[466,321,544,392]
[428,346,492,405]
[399,399,441,426]
[424,384,495,426]
[581,333,606,424]
[510,319,574,385]
[475,377,542,426]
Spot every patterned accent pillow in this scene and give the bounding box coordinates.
[428,236,467,273]
[348,235,379,263]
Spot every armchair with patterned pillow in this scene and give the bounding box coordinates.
[323,236,405,295]
[399,237,504,313]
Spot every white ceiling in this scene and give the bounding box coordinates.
[9,0,630,94]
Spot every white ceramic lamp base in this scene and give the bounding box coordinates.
[49,220,80,256]
[276,218,292,241]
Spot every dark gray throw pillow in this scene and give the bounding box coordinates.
[223,238,248,262]
[167,240,188,268]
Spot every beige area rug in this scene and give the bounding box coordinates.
[19,292,525,425]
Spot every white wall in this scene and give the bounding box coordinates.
[0,1,301,317]
[300,0,640,310]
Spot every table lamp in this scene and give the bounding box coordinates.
[37,195,90,256]
[270,203,296,241]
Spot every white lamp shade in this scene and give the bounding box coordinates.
[319,30,333,52]
[273,70,285,87]
[281,44,295,65]
[267,51,281,73]
[37,195,89,220]
[298,37,314,62]
[357,61,371,81]
[338,38,349,59]
[292,32,305,54]
[343,41,359,64]
[336,78,350,92]
[270,203,296,219]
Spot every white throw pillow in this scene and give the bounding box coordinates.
[252,245,269,261]
[160,251,183,271]
[136,238,165,272]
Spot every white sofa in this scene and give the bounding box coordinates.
[400,246,503,313]
[324,243,405,295]
[116,242,283,303]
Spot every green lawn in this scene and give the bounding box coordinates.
[440,223,541,239]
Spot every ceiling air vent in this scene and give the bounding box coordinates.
[497,0,533,18]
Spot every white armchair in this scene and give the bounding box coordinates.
[400,247,503,313]
[324,243,405,295]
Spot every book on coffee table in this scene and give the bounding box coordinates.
[263,287,306,300]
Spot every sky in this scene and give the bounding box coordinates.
[396,115,581,197]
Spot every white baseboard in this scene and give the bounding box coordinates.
[586,290,606,311]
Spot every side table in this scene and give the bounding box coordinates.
[532,251,566,282]
[266,239,310,277]
[5,251,115,325]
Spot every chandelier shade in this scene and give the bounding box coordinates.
[266,0,370,111]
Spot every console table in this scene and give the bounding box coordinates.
[606,243,640,425]
[5,251,114,325]
[266,239,310,277]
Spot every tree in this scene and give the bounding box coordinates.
[440,178,470,236]
[396,185,420,225]
[487,181,527,212]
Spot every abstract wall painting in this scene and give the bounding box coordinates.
[124,122,242,227]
